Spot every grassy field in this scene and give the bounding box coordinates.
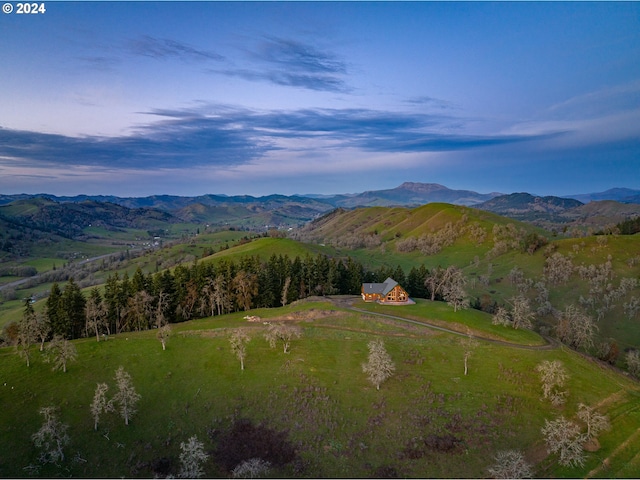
[1,299,639,478]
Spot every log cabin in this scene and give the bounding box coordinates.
[361,277,411,304]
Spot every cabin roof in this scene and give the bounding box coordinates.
[362,277,399,295]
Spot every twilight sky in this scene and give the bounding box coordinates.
[1,1,639,197]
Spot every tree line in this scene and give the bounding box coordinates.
[30,254,448,341]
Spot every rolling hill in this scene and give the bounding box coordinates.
[474,193,583,220]
[293,202,544,248]
[475,194,640,231]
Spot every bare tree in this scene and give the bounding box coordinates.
[264,323,302,354]
[90,383,114,431]
[556,305,598,351]
[487,449,533,479]
[510,294,535,330]
[535,360,569,406]
[508,265,525,287]
[624,296,640,320]
[461,336,479,376]
[124,290,154,332]
[156,324,171,351]
[232,458,271,479]
[112,366,141,426]
[201,279,217,317]
[541,416,587,468]
[625,349,640,378]
[181,280,199,321]
[32,406,70,464]
[492,306,511,327]
[425,265,462,302]
[230,328,251,370]
[33,311,51,351]
[544,252,573,285]
[212,275,230,316]
[45,335,77,373]
[281,276,291,307]
[534,281,554,316]
[155,291,169,328]
[179,435,208,478]
[16,315,38,367]
[577,403,610,439]
[362,339,396,390]
[233,270,258,312]
[443,268,469,312]
[85,291,108,342]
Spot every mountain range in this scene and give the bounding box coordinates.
[1,183,639,236]
[2,182,639,211]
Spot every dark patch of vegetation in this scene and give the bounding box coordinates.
[371,464,402,478]
[150,456,174,478]
[402,433,462,459]
[616,216,640,235]
[211,418,298,473]
[0,266,38,277]
[520,232,548,254]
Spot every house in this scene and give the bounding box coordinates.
[361,277,412,304]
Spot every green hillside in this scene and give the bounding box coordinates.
[1,299,639,478]
[203,237,337,264]
[295,203,543,242]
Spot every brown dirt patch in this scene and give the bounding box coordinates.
[270,308,344,322]
[526,441,549,465]
[584,437,601,452]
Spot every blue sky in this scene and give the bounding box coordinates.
[1,1,639,197]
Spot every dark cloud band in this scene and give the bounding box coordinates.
[0,106,567,171]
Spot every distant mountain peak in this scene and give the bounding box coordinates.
[565,187,640,204]
[397,182,448,192]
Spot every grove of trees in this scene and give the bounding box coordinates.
[26,254,465,344]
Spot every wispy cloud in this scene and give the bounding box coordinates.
[258,36,347,75]
[217,36,350,92]
[77,56,122,72]
[547,81,640,119]
[404,96,459,110]
[126,35,225,62]
[0,105,566,175]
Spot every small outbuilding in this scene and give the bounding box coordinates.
[361,277,413,304]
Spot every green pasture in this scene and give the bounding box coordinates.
[0,300,639,478]
[355,298,545,346]
[202,237,336,264]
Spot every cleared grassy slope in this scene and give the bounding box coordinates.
[298,203,545,242]
[0,299,638,478]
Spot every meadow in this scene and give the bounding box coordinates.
[1,298,639,478]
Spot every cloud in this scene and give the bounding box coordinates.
[404,96,459,110]
[548,81,640,120]
[0,105,568,177]
[0,119,269,170]
[126,35,225,62]
[77,56,122,72]
[217,36,350,92]
[258,36,347,75]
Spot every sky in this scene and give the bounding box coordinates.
[1,1,639,198]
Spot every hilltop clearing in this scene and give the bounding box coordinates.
[1,299,639,478]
